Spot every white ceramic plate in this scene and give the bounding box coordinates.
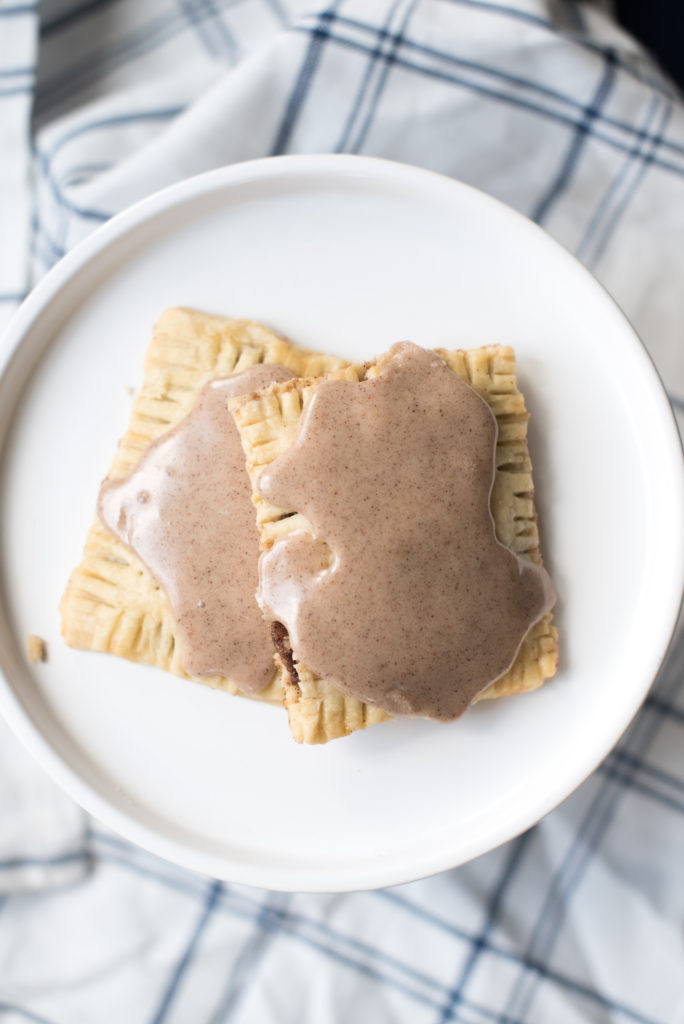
[0,156,682,892]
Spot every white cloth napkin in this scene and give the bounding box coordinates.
[1,1,683,1022]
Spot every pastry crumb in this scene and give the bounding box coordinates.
[125,385,135,396]
[27,634,47,663]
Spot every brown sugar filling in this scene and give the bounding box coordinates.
[271,621,301,694]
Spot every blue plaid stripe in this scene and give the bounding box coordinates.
[587,99,674,267]
[44,108,185,161]
[577,92,665,263]
[260,924,448,1015]
[59,161,114,186]
[0,84,32,97]
[199,0,241,61]
[531,48,617,224]
[379,892,664,1024]
[94,832,672,1024]
[0,4,37,15]
[0,1005,57,1024]
[179,0,240,62]
[447,0,675,96]
[30,213,66,267]
[178,0,226,60]
[205,892,292,1022]
[0,781,678,1024]
[602,767,684,818]
[85,819,679,1024]
[346,0,420,154]
[91,837,452,1017]
[438,832,533,1024]
[290,15,684,178]
[335,0,419,154]
[608,747,684,797]
[263,0,286,21]
[498,627,684,1023]
[87,835,507,1020]
[319,12,684,159]
[335,0,407,152]
[36,149,110,219]
[646,693,684,724]
[0,850,89,871]
[31,106,183,265]
[36,148,110,222]
[270,1,345,155]
[150,879,224,1024]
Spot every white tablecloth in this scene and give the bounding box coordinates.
[1,1,683,1021]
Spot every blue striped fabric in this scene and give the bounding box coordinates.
[0,1,683,1021]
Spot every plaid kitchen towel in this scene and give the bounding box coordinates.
[0,1,683,1022]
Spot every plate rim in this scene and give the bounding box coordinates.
[0,153,683,892]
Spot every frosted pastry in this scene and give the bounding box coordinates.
[231,343,558,742]
[60,307,347,700]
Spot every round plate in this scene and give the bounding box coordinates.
[0,156,682,892]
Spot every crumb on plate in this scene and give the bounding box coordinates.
[27,634,47,663]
